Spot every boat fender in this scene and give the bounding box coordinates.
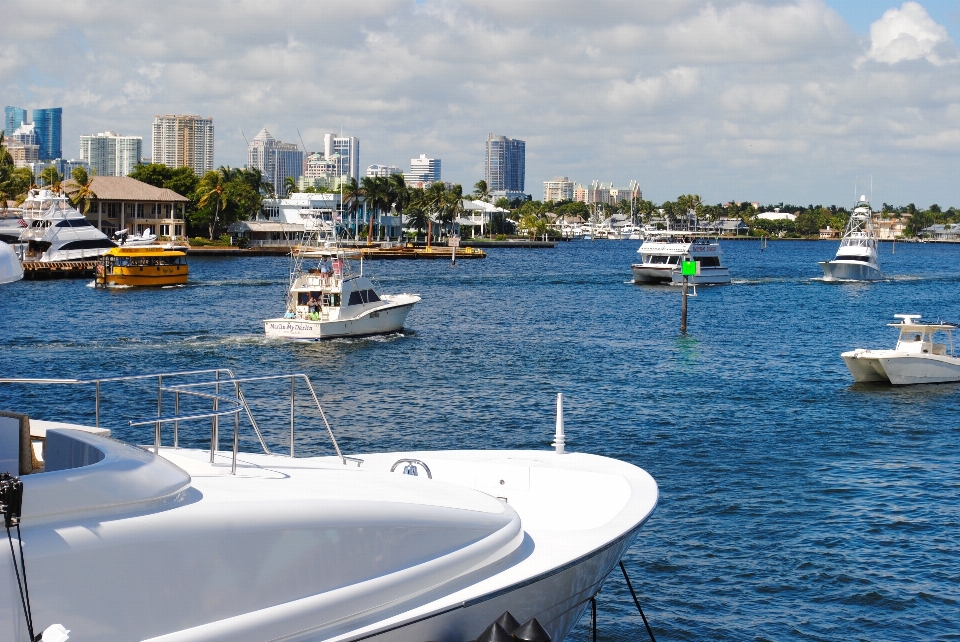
[494,611,520,633]
[513,617,551,641]
[476,621,514,642]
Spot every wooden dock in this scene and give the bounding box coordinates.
[355,246,485,260]
[21,260,98,280]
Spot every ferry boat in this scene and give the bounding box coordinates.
[19,189,116,262]
[264,218,420,340]
[819,195,883,281]
[94,246,188,287]
[842,314,960,384]
[631,230,731,285]
[0,369,658,642]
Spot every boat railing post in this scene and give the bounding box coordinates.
[210,371,219,463]
[232,382,240,475]
[155,375,162,454]
[95,380,100,428]
[290,375,296,457]
[681,275,688,333]
[174,391,180,449]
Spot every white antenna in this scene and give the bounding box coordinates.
[553,393,565,454]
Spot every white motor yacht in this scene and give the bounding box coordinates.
[842,314,960,385]
[0,242,23,284]
[819,196,883,281]
[0,370,659,642]
[264,219,419,340]
[18,189,115,262]
[631,230,730,285]
[114,227,158,247]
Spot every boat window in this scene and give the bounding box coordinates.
[331,293,341,307]
[347,290,363,306]
[58,239,117,250]
[298,292,310,305]
[668,256,679,264]
[366,289,380,302]
[698,256,721,267]
[840,255,872,263]
[56,219,72,227]
[69,219,93,227]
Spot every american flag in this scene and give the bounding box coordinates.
[17,218,27,228]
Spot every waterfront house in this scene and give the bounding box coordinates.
[921,223,960,241]
[62,176,188,239]
[819,226,839,239]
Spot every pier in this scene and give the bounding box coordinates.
[21,260,98,280]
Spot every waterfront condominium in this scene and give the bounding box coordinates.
[247,128,303,195]
[151,114,215,175]
[485,134,525,193]
[4,106,28,136]
[543,176,574,202]
[403,154,441,188]
[366,164,402,178]
[32,107,63,161]
[80,131,143,177]
[322,133,360,180]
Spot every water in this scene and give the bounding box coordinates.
[1,239,959,641]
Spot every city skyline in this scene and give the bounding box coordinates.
[2,1,960,206]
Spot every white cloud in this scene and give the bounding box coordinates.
[864,2,958,66]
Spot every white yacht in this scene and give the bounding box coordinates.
[631,230,731,285]
[264,219,420,340]
[0,210,28,244]
[0,370,659,642]
[819,196,883,281]
[19,189,115,262]
[114,227,158,246]
[842,315,960,385]
[0,241,23,283]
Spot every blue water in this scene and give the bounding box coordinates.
[1,240,959,641]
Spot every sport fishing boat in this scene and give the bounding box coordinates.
[631,230,730,285]
[94,246,188,287]
[819,195,883,281]
[0,370,659,642]
[264,218,419,340]
[19,189,115,262]
[842,314,960,385]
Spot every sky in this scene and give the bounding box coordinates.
[2,0,960,208]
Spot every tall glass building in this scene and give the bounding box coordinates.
[32,107,63,160]
[485,134,525,193]
[4,106,28,136]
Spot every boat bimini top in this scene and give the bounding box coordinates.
[890,314,956,356]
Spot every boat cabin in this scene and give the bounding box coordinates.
[891,315,955,356]
[288,258,385,323]
[96,246,188,287]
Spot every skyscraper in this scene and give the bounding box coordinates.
[151,114,215,175]
[485,134,525,193]
[323,134,359,179]
[32,107,63,160]
[80,131,143,177]
[4,106,27,136]
[403,154,441,187]
[247,128,303,195]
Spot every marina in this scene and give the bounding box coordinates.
[1,240,958,640]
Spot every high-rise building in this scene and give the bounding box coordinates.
[151,114,215,175]
[366,164,401,178]
[247,128,303,195]
[322,134,359,179]
[485,134,525,193]
[543,176,574,202]
[4,106,28,135]
[403,154,441,187]
[80,131,143,177]
[32,107,63,160]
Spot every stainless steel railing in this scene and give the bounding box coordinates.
[0,369,358,475]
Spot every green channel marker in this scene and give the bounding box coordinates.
[681,260,698,276]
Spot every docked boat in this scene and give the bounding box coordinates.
[819,195,883,281]
[631,230,730,285]
[114,227,158,247]
[0,241,23,284]
[264,219,420,340]
[842,314,960,385]
[19,189,115,262]
[0,370,659,641]
[94,246,188,287]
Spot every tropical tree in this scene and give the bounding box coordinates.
[425,182,447,239]
[67,167,97,214]
[473,179,489,202]
[360,175,391,242]
[388,173,409,215]
[341,177,362,238]
[40,165,63,192]
[284,175,298,197]
[196,167,229,239]
[442,184,465,236]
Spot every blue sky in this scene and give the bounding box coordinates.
[3,1,960,207]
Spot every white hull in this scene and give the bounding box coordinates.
[265,298,417,339]
[819,260,883,281]
[670,267,731,285]
[631,264,674,283]
[0,242,23,283]
[842,350,960,385]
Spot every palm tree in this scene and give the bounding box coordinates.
[283,175,298,198]
[361,176,391,243]
[473,179,489,202]
[40,165,62,192]
[341,177,362,238]
[443,184,465,237]
[388,173,409,215]
[197,168,229,240]
[67,167,97,214]
[425,182,447,240]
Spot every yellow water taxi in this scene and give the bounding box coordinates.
[95,246,188,287]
